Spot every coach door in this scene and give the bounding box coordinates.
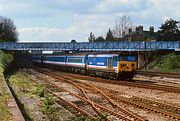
[107,57,113,68]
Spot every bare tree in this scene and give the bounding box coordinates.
[112,15,133,38]
[88,32,95,42]
[106,29,114,41]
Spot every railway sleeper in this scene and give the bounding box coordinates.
[108,94,180,120]
[131,97,180,114]
[31,68,145,121]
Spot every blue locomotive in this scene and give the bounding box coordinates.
[32,53,137,80]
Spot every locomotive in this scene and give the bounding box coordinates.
[32,52,137,80]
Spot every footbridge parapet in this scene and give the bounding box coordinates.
[0,41,179,51]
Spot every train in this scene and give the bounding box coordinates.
[32,52,138,80]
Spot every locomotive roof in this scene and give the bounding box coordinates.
[38,51,137,56]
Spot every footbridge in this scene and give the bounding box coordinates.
[0,41,180,51]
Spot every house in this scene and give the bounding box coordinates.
[122,26,156,41]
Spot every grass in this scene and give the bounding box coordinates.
[8,71,37,120]
[8,71,62,120]
[72,116,107,121]
[40,96,58,116]
[34,85,45,97]
[9,71,33,94]
[144,52,180,73]
[0,77,12,121]
[0,50,13,73]
[0,50,13,121]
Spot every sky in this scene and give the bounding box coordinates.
[0,0,179,42]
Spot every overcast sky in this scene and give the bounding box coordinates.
[0,0,179,42]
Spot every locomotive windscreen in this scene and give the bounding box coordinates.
[119,56,137,61]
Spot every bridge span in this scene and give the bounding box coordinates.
[0,41,180,51]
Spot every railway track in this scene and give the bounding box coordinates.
[56,73,180,120]
[28,63,180,93]
[50,69,180,93]
[27,66,180,120]
[25,68,146,121]
[24,70,101,120]
[95,86,180,120]
[136,71,180,79]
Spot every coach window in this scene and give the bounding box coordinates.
[89,57,93,61]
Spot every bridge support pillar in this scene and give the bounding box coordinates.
[138,52,145,69]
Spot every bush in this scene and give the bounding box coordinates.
[157,53,180,70]
[0,50,13,73]
[35,85,45,97]
[41,96,56,114]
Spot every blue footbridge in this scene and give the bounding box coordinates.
[0,41,180,51]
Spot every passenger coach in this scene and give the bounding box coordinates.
[32,52,137,80]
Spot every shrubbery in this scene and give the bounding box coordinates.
[41,96,59,120]
[0,50,13,73]
[41,96,56,114]
[147,52,180,71]
[157,53,180,70]
[35,85,45,97]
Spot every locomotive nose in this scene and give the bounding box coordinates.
[131,63,136,70]
[120,64,126,67]
[131,63,135,67]
[120,64,128,67]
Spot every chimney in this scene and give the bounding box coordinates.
[150,26,154,33]
[139,26,143,34]
[129,28,132,34]
[135,27,139,32]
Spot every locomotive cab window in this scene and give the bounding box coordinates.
[119,56,137,61]
[127,56,136,61]
[119,56,126,61]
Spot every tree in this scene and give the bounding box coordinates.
[157,18,180,41]
[112,14,133,38]
[106,29,114,41]
[0,16,18,42]
[88,32,95,42]
[94,36,105,42]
